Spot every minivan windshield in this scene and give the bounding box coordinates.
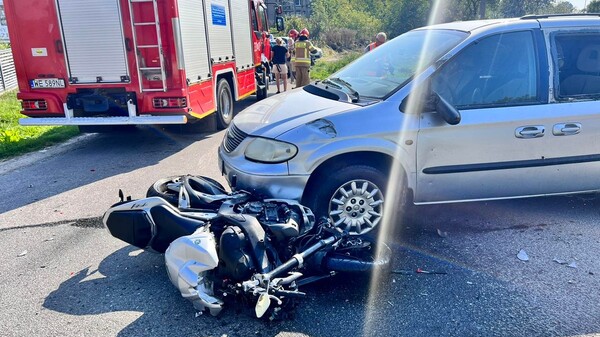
[331,29,468,99]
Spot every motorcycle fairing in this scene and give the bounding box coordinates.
[165,228,223,316]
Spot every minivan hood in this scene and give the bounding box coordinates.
[233,88,356,138]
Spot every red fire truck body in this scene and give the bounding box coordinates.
[4,0,271,129]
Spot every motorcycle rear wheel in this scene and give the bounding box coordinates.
[146,175,227,207]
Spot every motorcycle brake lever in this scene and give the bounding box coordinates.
[272,272,302,287]
[241,279,260,292]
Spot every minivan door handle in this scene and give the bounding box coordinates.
[515,125,545,138]
[553,122,581,136]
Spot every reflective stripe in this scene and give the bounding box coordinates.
[294,41,312,65]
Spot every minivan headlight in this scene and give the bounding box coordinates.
[244,138,298,163]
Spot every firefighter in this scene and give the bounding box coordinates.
[287,29,298,84]
[364,32,387,53]
[294,28,317,88]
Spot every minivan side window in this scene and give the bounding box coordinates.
[432,31,538,108]
[554,32,600,99]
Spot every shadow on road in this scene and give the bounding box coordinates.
[40,208,600,337]
[0,122,228,215]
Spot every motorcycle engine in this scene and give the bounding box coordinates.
[217,201,313,281]
[218,225,255,281]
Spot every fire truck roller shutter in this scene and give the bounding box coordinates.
[56,0,129,83]
[205,0,234,63]
[177,0,211,84]
[229,0,253,72]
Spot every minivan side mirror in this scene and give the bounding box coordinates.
[433,91,461,125]
[400,87,461,125]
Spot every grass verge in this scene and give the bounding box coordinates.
[310,51,362,81]
[0,90,79,160]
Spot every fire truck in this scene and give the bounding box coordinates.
[4,0,275,130]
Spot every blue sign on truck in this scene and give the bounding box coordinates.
[211,4,226,26]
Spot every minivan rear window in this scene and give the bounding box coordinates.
[554,32,600,99]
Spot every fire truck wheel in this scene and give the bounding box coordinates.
[216,79,234,130]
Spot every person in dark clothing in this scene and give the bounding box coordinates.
[271,37,289,93]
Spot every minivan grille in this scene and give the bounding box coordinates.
[223,123,248,152]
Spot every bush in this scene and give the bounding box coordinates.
[321,28,360,51]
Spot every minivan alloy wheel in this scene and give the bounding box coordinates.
[328,179,384,235]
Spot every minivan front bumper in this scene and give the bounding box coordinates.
[218,146,310,201]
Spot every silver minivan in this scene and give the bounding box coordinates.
[219,15,600,235]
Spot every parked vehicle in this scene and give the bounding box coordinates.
[104,175,390,319]
[4,0,273,130]
[219,14,600,233]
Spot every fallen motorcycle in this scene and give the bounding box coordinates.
[103,175,390,320]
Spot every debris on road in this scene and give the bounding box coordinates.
[553,258,567,265]
[391,268,447,275]
[417,268,447,274]
[17,250,28,257]
[553,258,578,269]
[517,249,529,261]
[437,229,449,238]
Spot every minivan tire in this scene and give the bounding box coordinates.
[308,165,397,237]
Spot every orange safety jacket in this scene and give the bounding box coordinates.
[366,42,380,52]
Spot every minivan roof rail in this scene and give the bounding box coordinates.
[521,13,600,20]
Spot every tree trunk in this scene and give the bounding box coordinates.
[479,0,486,19]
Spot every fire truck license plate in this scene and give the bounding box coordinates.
[30,78,66,89]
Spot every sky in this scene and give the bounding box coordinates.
[569,0,588,9]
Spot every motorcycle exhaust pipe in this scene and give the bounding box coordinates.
[321,243,392,273]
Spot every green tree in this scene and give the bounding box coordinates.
[382,0,430,37]
[587,0,600,12]
[548,1,576,14]
[498,0,552,17]
[310,0,382,41]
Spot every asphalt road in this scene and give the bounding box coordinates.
[1,88,599,337]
